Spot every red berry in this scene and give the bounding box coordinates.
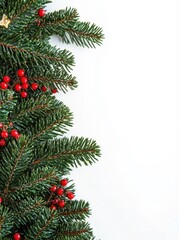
[50,205,57,210]
[57,188,64,196]
[3,76,10,83]
[0,139,6,146]
[50,185,57,192]
[0,197,2,203]
[0,82,8,90]
[13,233,21,240]
[10,129,19,138]
[1,130,8,139]
[58,200,65,208]
[20,76,28,84]
[21,83,29,90]
[14,84,22,92]
[0,123,3,128]
[60,179,68,187]
[51,89,58,94]
[52,198,61,204]
[38,8,46,17]
[31,83,38,90]
[17,69,25,77]
[41,86,47,92]
[66,192,75,200]
[21,91,28,98]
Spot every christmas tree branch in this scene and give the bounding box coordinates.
[24,8,79,40]
[11,94,56,124]
[8,0,51,22]
[62,22,104,47]
[14,197,46,227]
[56,221,94,239]
[34,214,55,239]
[32,116,70,141]
[10,167,59,200]
[26,208,59,239]
[3,141,26,196]
[27,105,73,142]
[0,90,16,122]
[0,206,14,239]
[0,40,74,72]
[0,91,14,108]
[23,7,104,48]
[14,102,48,119]
[32,137,101,169]
[45,8,79,26]
[11,0,37,21]
[0,137,33,199]
[28,74,77,92]
[59,200,90,221]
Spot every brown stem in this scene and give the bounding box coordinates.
[66,28,102,39]
[0,42,64,63]
[62,229,88,236]
[31,148,96,165]
[60,208,89,216]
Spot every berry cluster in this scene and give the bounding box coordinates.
[0,69,58,97]
[0,123,20,147]
[14,69,39,98]
[49,179,75,210]
[0,75,11,90]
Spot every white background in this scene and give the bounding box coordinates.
[47,1,179,239]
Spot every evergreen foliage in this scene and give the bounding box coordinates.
[0,0,103,239]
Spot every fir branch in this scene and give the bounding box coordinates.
[56,221,94,240]
[28,73,78,92]
[31,115,70,141]
[0,93,13,108]
[10,167,60,200]
[24,8,79,41]
[26,8,104,48]
[59,200,90,221]
[0,137,33,198]
[0,40,74,72]
[14,102,48,119]
[6,0,51,33]
[0,90,16,122]
[4,141,26,194]
[26,208,59,240]
[11,0,48,21]
[32,137,101,169]
[0,206,14,239]
[34,214,54,239]
[10,94,59,128]
[44,8,79,27]
[62,21,104,48]
[26,103,73,142]
[14,197,46,227]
